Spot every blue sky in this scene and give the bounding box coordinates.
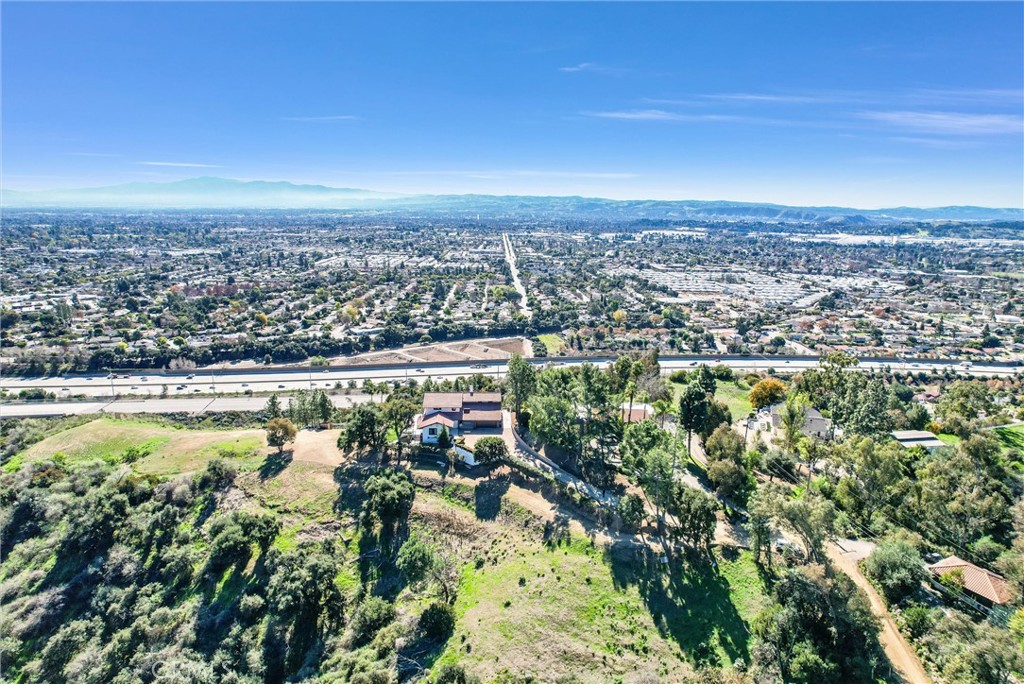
[3,2,1023,207]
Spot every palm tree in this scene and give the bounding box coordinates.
[653,399,672,428]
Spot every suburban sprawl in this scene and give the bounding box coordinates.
[2,207,1024,684]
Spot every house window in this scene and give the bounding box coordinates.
[428,428,437,436]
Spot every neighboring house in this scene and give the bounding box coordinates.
[417,391,502,444]
[928,556,1014,608]
[892,429,946,452]
[757,402,833,441]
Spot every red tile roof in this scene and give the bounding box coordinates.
[929,556,1013,605]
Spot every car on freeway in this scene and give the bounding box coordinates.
[186,374,195,379]
[470,363,486,369]
[278,384,286,388]
[416,368,425,373]
[241,383,249,387]
[131,386,138,390]
[62,387,70,391]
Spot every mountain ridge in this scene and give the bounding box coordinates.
[4,176,1022,223]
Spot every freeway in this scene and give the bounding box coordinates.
[0,354,1019,407]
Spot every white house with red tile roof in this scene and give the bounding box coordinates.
[417,391,502,444]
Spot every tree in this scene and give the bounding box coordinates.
[617,493,646,531]
[862,538,926,606]
[778,494,836,563]
[937,380,994,423]
[338,404,387,454]
[349,596,395,646]
[834,437,902,526]
[698,399,732,446]
[266,417,297,453]
[750,377,787,410]
[706,424,752,502]
[381,398,418,461]
[620,420,668,472]
[752,566,880,684]
[265,393,282,419]
[505,352,535,419]
[693,364,717,398]
[668,483,717,551]
[677,382,709,459]
[419,602,456,641]
[634,447,675,534]
[472,436,508,471]
[436,426,452,451]
[395,533,458,604]
[776,393,807,455]
[525,394,577,454]
[747,483,786,571]
[361,469,415,533]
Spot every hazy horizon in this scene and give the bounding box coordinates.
[3,3,1023,208]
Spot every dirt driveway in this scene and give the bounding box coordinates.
[828,542,932,684]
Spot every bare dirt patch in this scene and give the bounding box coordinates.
[407,347,468,363]
[484,337,530,355]
[291,428,344,466]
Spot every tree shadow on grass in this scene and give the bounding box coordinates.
[603,539,750,668]
[542,512,572,548]
[259,450,293,480]
[474,475,511,521]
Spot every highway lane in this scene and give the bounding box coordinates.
[1,354,1019,403]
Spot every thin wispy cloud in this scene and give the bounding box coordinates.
[701,92,851,105]
[136,161,224,168]
[888,136,978,149]
[281,115,359,122]
[859,110,1023,135]
[582,109,745,122]
[558,62,628,76]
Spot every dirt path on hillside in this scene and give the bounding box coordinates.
[827,543,932,684]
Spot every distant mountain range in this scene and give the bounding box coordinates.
[5,176,1022,223]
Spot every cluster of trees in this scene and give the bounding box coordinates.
[0,457,347,683]
[514,351,665,489]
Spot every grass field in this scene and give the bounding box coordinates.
[20,417,266,476]
[538,333,565,355]
[437,530,765,681]
[937,433,961,447]
[995,424,1024,452]
[672,380,753,422]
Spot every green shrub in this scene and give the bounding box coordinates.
[350,596,396,646]
[862,539,926,605]
[419,602,456,641]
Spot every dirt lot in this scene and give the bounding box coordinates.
[407,346,470,363]
[291,428,344,466]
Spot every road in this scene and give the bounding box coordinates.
[502,233,532,319]
[0,394,371,418]
[1,353,1018,406]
